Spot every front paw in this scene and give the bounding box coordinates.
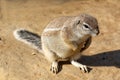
[72,42,78,51]
[50,61,59,74]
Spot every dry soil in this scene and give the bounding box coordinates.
[0,0,120,80]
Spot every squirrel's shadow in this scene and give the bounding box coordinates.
[59,50,120,73]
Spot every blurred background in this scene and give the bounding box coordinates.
[0,0,120,80]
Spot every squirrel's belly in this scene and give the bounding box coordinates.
[46,36,76,58]
[42,33,79,59]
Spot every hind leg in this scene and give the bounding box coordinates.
[42,44,59,74]
[50,61,59,74]
[45,50,59,74]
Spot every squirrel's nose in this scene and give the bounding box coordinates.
[92,29,99,36]
[96,30,100,35]
[95,25,100,35]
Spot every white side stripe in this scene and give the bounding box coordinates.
[44,28,61,32]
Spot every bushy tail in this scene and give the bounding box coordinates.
[13,29,43,53]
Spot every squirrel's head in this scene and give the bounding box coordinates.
[75,14,100,37]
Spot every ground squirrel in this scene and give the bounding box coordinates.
[13,14,99,74]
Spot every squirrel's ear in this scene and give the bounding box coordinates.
[76,20,81,25]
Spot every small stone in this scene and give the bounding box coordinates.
[32,52,36,55]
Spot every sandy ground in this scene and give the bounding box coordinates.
[0,0,120,80]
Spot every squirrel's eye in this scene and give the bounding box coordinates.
[83,24,89,28]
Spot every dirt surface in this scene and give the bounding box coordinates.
[0,0,120,80]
